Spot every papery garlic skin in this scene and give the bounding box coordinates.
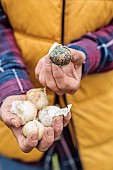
[22,120,44,140]
[56,104,72,116]
[26,88,48,110]
[48,42,59,55]
[38,105,72,127]
[10,101,37,125]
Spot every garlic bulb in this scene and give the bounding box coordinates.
[22,120,44,140]
[38,104,72,127]
[26,88,48,110]
[10,100,37,125]
[48,42,72,66]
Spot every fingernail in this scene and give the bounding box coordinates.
[67,112,70,117]
[11,119,17,127]
[47,129,53,137]
[55,117,62,126]
[31,133,38,141]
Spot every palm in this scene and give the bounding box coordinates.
[35,49,85,95]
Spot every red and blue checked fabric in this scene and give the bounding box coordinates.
[0,5,33,106]
[0,4,113,105]
[0,4,113,170]
[68,20,113,75]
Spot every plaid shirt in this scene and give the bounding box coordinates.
[0,5,33,106]
[0,6,113,105]
[68,20,113,75]
[0,5,113,170]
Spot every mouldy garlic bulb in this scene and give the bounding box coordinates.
[48,42,72,66]
[26,88,48,110]
[38,104,72,127]
[22,120,45,140]
[10,100,37,125]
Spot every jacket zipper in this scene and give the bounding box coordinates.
[54,0,66,106]
[61,3,82,169]
[61,0,65,45]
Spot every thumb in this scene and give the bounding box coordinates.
[45,55,52,66]
[70,49,86,67]
[0,95,26,128]
[0,108,21,128]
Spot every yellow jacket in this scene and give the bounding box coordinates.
[0,1,113,170]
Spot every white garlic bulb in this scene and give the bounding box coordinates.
[38,104,72,127]
[26,88,48,110]
[10,100,37,125]
[22,120,45,140]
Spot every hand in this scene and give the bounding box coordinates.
[35,49,86,95]
[0,95,71,152]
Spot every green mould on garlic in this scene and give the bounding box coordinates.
[48,42,72,66]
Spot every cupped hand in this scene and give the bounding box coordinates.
[0,95,71,152]
[35,48,86,95]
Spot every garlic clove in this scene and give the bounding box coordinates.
[48,42,72,66]
[26,87,48,110]
[38,104,72,127]
[38,110,53,127]
[38,106,60,127]
[10,100,37,125]
[22,120,45,140]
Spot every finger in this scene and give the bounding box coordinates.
[52,116,63,140]
[50,57,79,94]
[75,65,82,80]
[45,56,56,90]
[38,62,46,86]
[12,127,38,153]
[35,57,46,81]
[45,56,62,94]
[62,62,76,77]
[3,95,26,103]
[52,64,66,91]
[70,49,86,67]
[37,127,54,152]
[63,112,71,127]
[1,112,21,128]
[52,65,76,93]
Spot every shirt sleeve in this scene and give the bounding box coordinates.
[67,20,113,76]
[0,5,33,105]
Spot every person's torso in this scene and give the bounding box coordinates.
[1,1,113,170]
